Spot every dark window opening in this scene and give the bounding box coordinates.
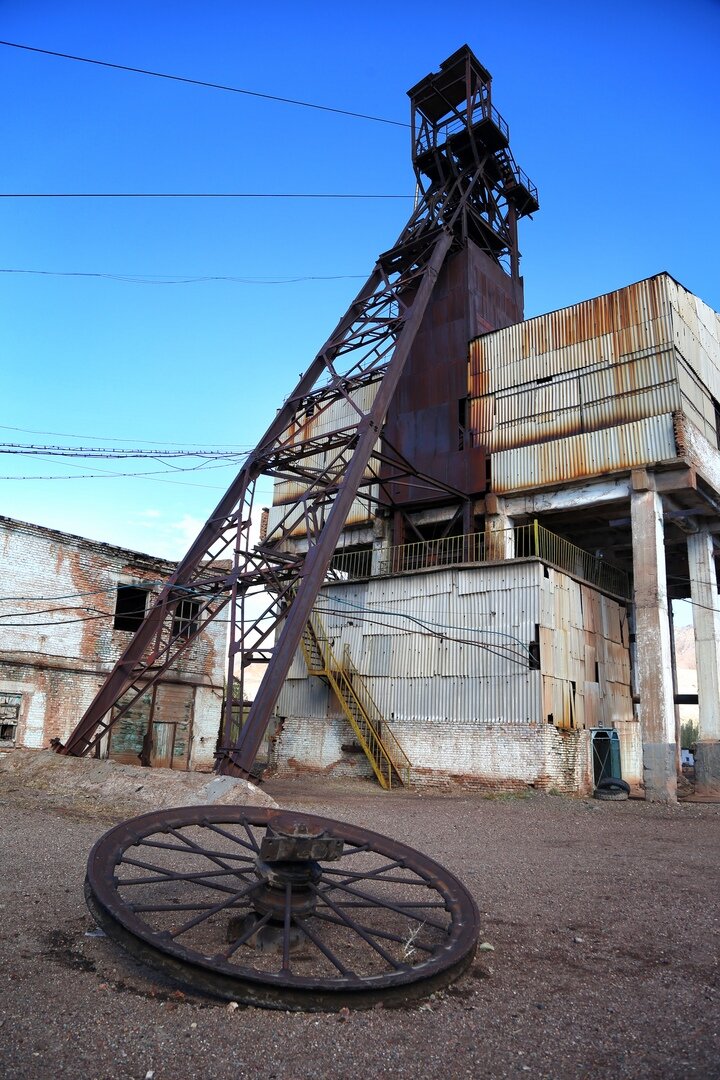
[414,517,465,543]
[529,624,541,669]
[0,692,21,744]
[114,585,150,632]
[713,394,720,450]
[458,398,468,451]
[536,374,553,385]
[173,598,200,639]
[594,661,600,682]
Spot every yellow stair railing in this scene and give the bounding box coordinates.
[299,611,411,789]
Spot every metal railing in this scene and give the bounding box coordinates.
[415,99,509,157]
[326,547,373,582]
[364,521,630,599]
[341,646,412,787]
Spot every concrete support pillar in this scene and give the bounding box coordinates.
[630,479,676,802]
[371,513,393,576]
[687,529,720,796]
[667,601,683,777]
[484,494,514,561]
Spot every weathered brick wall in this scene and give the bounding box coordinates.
[0,516,225,766]
[269,716,593,793]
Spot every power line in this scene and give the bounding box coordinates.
[0,40,410,129]
[0,422,247,446]
[0,269,366,286]
[0,192,412,200]
[0,443,249,458]
[0,454,240,488]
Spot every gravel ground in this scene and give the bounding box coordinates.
[1,774,718,1080]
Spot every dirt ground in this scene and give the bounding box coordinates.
[1,770,718,1080]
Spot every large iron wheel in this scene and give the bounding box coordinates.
[86,805,479,1011]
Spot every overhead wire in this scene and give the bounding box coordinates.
[0,443,250,458]
[0,422,247,446]
[0,269,367,285]
[1,192,413,199]
[0,452,247,487]
[0,40,410,129]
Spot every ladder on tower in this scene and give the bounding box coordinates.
[299,610,411,789]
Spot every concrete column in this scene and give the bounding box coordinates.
[667,601,683,777]
[630,480,676,802]
[687,529,720,796]
[484,494,514,561]
[371,513,393,576]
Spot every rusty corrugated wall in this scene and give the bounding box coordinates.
[468,273,720,493]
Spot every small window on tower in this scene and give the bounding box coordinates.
[114,585,149,632]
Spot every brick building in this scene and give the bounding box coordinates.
[0,516,225,769]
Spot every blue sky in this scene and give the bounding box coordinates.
[2,1,719,563]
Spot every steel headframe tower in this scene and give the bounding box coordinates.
[58,46,537,779]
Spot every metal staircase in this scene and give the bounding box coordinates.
[299,611,411,789]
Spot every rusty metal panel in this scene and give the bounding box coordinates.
[582,381,681,432]
[470,275,673,376]
[491,414,677,492]
[491,378,581,451]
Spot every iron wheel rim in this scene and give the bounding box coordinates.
[86,805,479,1010]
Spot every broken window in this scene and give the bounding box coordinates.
[114,585,150,632]
[0,692,21,745]
[173,598,200,639]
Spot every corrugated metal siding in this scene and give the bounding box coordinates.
[277,560,631,762]
[297,563,543,724]
[276,674,330,719]
[470,277,673,376]
[491,414,677,492]
[668,278,720,400]
[665,278,720,446]
[468,274,720,483]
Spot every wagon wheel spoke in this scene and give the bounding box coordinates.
[86,805,479,1011]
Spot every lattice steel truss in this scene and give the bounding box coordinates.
[58,46,537,778]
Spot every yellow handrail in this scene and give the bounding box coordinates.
[301,608,410,789]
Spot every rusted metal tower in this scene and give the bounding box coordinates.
[57,45,538,782]
[72,45,540,1012]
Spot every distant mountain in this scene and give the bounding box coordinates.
[674,625,696,671]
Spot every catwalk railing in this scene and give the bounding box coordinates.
[327,520,630,599]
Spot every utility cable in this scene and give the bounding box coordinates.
[0,422,248,446]
[0,269,366,286]
[0,444,249,458]
[1,193,412,200]
[0,40,410,129]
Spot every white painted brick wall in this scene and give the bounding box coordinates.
[0,516,225,764]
